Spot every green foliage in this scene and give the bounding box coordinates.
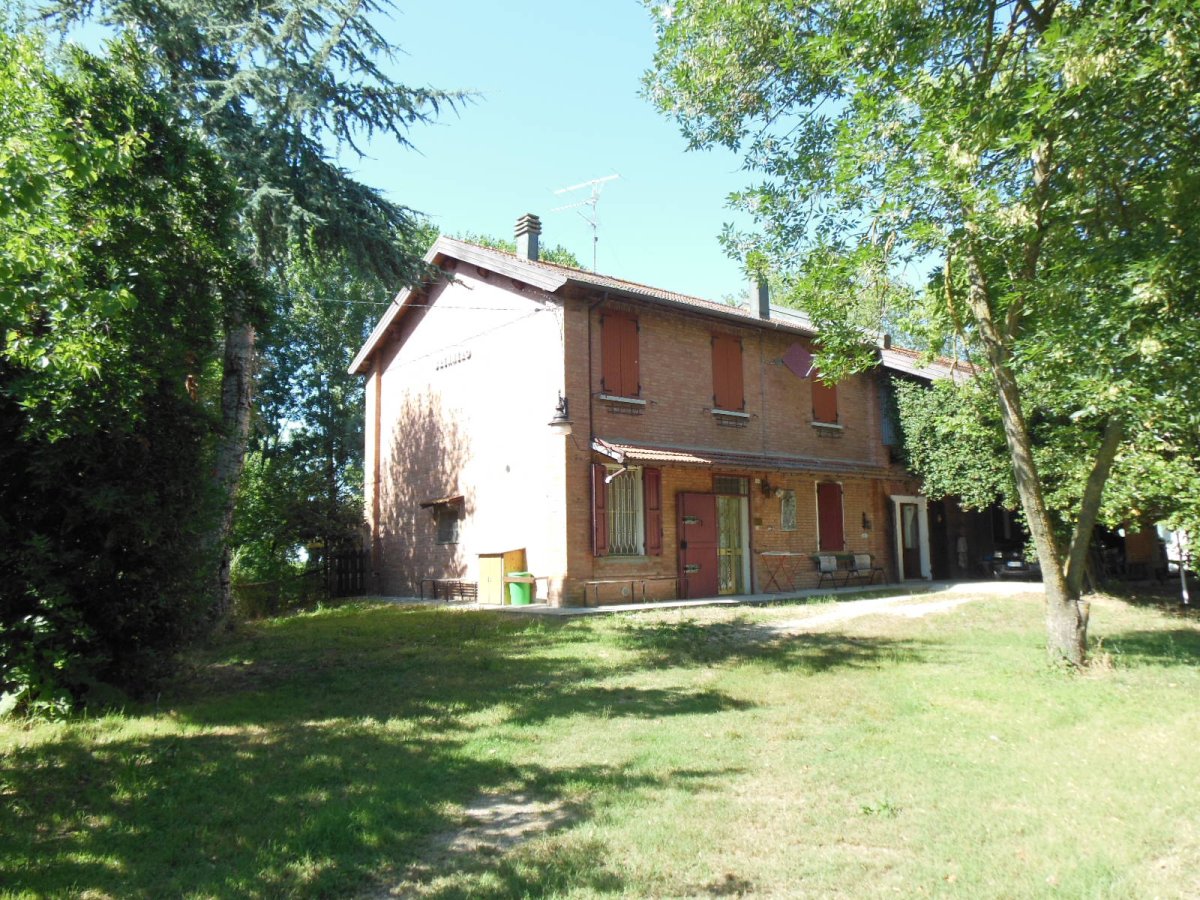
[894,379,1014,512]
[232,251,387,594]
[453,231,584,268]
[0,33,263,710]
[47,0,468,286]
[647,0,1200,564]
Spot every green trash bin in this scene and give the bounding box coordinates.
[507,571,533,605]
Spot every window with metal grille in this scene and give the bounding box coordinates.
[607,467,644,555]
[713,475,748,495]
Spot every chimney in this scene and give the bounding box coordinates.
[756,277,770,320]
[515,213,541,261]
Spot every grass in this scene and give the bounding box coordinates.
[2,589,1199,898]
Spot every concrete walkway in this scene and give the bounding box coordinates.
[384,579,1041,619]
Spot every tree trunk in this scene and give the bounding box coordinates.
[212,313,256,626]
[964,250,1086,665]
[1063,417,1123,595]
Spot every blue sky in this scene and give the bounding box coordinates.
[346,0,756,302]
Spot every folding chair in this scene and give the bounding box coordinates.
[848,553,885,586]
[816,554,840,589]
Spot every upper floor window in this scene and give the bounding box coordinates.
[601,312,639,398]
[812,378,838,424]
[711,333,744,411]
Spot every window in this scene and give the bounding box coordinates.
[711,334,744,410]
[592,464,662,557]
[780,490,797,531]
[601,312,639,398]
[812,378,838,424]
[713,475,748,495]
[435,505,460,544]
[879,377,900,446]
[816,482,844,552]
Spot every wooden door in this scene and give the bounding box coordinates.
[678,493,719,599]
[900,503,922,579]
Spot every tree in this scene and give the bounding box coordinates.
[48,0,467,622]
[228,225,577,607]
[232,249,396,601]
[647,0,1200,664]
[0,33,263,711]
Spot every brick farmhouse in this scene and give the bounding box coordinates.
[349,215,1009,606]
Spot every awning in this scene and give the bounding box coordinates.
[418,494,464,509]
[591,437,890,477]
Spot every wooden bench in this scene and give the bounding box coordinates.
[581,576,679,607]
[420,578,478,602]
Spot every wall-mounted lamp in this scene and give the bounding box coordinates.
[862,512,871,531]
[761,477,775,497]
[548,392,573,437]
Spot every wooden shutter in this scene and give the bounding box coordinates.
[643,467,663,556]
[601,312,639,397]
[712,334,744,410]
[812,379,838,423]
[592,463,608,557]
[817,482,844,552]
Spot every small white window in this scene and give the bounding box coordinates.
[607,466,644,555]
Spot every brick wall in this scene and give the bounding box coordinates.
[558,295,922,604]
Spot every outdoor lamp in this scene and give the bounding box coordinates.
[548,392,573,436]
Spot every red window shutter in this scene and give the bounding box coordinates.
[592,463,608,557]
[817,482,844,552]
[602,313,639,397]
[712,334,744,410]
[812,379,838,423]
[600,315,619,395]
[643,467,663,556]
[619,315,639,397]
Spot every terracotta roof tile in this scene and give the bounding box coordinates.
[592,438,892,477]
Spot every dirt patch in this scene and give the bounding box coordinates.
[384,790,577,897]
[434,791,575,855]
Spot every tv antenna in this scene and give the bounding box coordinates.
[551,173,620,271]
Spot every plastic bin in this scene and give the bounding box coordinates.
[507,572,534,605]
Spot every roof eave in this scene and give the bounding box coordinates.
[347,236,571,376]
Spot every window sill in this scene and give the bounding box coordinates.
[599,394,646,406]
[811,421,843,431]
[712,408,749,419]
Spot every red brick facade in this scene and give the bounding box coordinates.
[357,238,930,606]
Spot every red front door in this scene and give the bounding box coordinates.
[678,493,719,599]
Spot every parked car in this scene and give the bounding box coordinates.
[983,549,1041,580]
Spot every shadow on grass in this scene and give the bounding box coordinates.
[1102,628,1200,667]
[0,604,768,897]
[616,616,931,672]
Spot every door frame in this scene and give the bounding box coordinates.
[890,494,932,580]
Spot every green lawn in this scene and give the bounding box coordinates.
[3,590,1199,898]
